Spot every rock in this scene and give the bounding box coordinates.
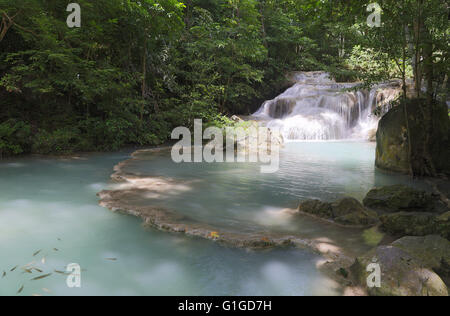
[436,212,450,240]
[391,235,450,281]
[332,197,366,217]
[298,199,333,219]
[363,185,433,213]
[350,245,448,296]
[375,100,450,176]
[230,115,244,122]
[298,197,378,227]
[335,211,378,226]
[380,212,437,237]
[368,128,377,142]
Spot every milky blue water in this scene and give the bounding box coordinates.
[0,142,423,296]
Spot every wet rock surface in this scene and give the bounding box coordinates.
[375,101,450,176]
[391,235,450,283]
[298,197,378,227]
[362,185,449,240]
[363,185,435,213]
[350,244,448,296]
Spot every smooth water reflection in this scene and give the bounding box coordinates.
[0,150,339,296]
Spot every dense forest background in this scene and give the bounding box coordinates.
[0,0,448,157]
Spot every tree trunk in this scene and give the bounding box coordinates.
[140,44,147,124]
[418,13,437,177]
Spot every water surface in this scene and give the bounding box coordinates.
[0,142,424,296]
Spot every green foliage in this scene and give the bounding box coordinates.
[0,119,32,156]
[1,0,446,157]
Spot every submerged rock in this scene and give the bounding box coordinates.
[363,185,434,213]
[298,197,378,227]
[350,245,448,296]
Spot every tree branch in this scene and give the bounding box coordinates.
[0,10,37,42]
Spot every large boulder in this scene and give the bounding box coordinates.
[363,185,434,213]
[379,212,437,237]
[298,199,333,219]
[379,211,450,240]
[332,198,378,226]
[350,245,448,296]
[375,100,450,176]
[298,197,378,227]
[391,235,450,282]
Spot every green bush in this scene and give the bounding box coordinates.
[31,127,85,155]
[0,119,32,157]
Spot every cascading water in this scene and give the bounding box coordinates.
[253,72,401,141]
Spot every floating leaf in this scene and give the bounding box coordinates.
[31,273,52,281]
[210,232,220,239]
[54,270,68,275]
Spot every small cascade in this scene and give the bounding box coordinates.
[253,72,401,141]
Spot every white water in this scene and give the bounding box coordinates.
[253,72,400,141]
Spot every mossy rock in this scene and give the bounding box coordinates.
[298,199,333,219]
[380,212,437,237]
[351,245,448,296]
[391,235,450,282]
[298,197,378,227]
[363,185,433,213]
[332,197,367,217]
[375,100,450,176]
[436,212,450,240]
[335,210,378,226]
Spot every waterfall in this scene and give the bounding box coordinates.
[253,72,401,141]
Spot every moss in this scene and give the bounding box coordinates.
[363,185,433,212]
[376,99,450,176]
[362,226,385,247]
[380,212,438,237]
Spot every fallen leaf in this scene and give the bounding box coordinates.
[54,270,68,275]
[31,273,52,281]
[210,232,220,239]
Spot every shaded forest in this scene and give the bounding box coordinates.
[0,0,448,162]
